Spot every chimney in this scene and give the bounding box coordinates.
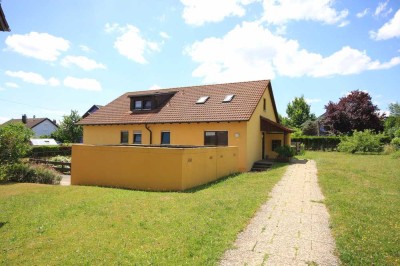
[22,114,27,124]
[53,119,57,125]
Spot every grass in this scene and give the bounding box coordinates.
[300,151,400,265]
[0,164,287,265]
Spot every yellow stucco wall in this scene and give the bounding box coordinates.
[83,122,249,171]
[71,144,238,191]
[245,85,278,168]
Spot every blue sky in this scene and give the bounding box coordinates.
[0,0,399,123]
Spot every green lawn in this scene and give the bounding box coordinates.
[0,165,287,265]
[302,151,400,265]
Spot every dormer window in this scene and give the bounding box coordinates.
[134,100,142,110]
[143,100,152,110]
[196,96,209,104]
[223,94,235,102]
[129,91,177,112]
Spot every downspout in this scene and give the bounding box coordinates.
[145,124,152,144]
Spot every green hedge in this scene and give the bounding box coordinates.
[29,145,72,158]
[291,136,341,150]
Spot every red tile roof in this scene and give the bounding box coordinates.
[79,80,277,125]
[5,118,58,129]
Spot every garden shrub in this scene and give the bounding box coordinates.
[49,155,71,163]
[0,123,33,164]
[391,150,400,159]
[275,145,295,158]
[338,130,383,153]
[391,137,400,147]
[383,144,398,155]
[6,163,61,184]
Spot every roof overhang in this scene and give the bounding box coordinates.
[260,116,295,133]
[0,4,10,32]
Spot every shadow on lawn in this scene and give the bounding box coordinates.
[183,163,290,193]
[0,222,8,229]
[291,158,308,164]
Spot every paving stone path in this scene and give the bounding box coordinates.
[220,160,339,266]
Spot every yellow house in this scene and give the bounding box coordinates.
[78,79,293,172]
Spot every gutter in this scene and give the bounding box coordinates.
[145,124,152,144]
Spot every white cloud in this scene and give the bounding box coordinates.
[305,98,321,104]
[261,0,348,25]
[104,23,122,33]
[181,0,257,26]
[5,32,70,61]
[5,70,60,86]
[79,45,93,52]
[5,82,18,88]
[105,23,160,64]
[338,20,350,27]
[160,32,170,39]
[63,77,102,91]
[61,55,106,70]
[356,8,369,18]
[149,84,162,90]
[374,0,392,17]
[185,22,400,83]
[370,9,400,40]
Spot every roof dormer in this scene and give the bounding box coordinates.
[129,91,176,112]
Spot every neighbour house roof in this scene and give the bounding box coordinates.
[5,118,58,129]
[30,138,58,146]
[78,80,279,125]
[0,4,10,32]
[82,104,103,119]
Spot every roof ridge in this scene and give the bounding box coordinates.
[126,79,270,95]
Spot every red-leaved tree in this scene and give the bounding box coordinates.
[323,90,384,135]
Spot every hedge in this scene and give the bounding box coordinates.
[29,145,72,158]
[292,135,391,151]
[291,136,341,151]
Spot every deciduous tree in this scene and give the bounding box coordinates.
[52,110,83,143]
[323,91,384,135]
[285,96,316,128]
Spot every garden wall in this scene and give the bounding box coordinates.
[71,144,239,191]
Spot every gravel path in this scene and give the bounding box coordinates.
[60,175,71,186]
[220,160,339,266]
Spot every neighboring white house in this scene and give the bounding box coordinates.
[4,115,58,137]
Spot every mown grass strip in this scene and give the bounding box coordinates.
[302,152,400,265]
[0,164,287,265]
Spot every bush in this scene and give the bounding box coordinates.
[338,130,383,154]
[0,123,34,164]
[391,137,400,147]
[391,150,400,159]
[6,163,61,184]
[383,144,398,155]
[275,145,295,158]
[49,155,71,163]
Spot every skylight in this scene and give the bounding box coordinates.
[223,94,235,102]
[196,96,209,104]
